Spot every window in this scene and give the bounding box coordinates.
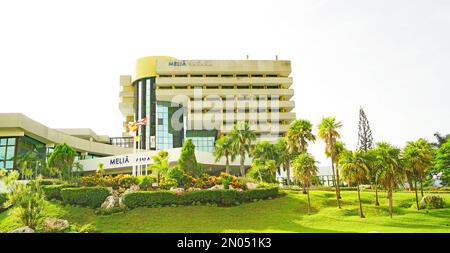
[0,137,16,169]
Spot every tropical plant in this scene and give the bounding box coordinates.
[47,143,78,181]
[15,150,39,180]
[365,148,381,206]
[339,150,370,218]
[229,121,256,177]
[7,177,46,229]
[403,138,434,209]
[96,162,105,177]
[286,119,316,154]
[432,139,450,186]
[148,150,169,183]
[374,142,404,218]
[275,137,293,186]
[178,139,203,177]
[248,158,277,183]
[318,116,343,208]
[292,153,319,214]
[214,136,236,174]
[432,132,450,148]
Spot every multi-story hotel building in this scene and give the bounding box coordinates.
[0,55,297,175]
[119,56,296,153]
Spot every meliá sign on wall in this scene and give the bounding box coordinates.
[168,60,212,67]
[78,152,155,171]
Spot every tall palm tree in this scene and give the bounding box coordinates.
[365,148,380,206]
[375,142,403,218]
[286,119,316,154]
[339,150,370,218]
[292,153,319,215]
[318,117,343,208]
[251,141,277,182]
[229,121,256,177]
[403,138,434,210]
[214,135,236,174]
[275,137,293,186]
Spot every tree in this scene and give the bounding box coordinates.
[432,132,450,148]
[275,137,293,186]
[229,122,256,177]
[214,136,236,174]
[286,119,316,154]
[403,138,434,209]
[248,158,277,183]
[149,150,170,183]
[374,142,403,218]
[178,139,202,177]
[250,141,278,182]
[365,148,381,206]
[47,143,78,181]
[339,150,370,218]
[292,153,319,215]
[357,107,374,152]
[431,139,450,186]
[318,116,343,208]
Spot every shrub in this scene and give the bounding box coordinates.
[137,175,157,190]
[61,187,110,208]
[123,187,279,208]
[0,192,7,207]
[81,175,105,187]
[42,184,75,200]
[9,180,46,229]
[419,195,446,209]
[123,191,180,208]
[94,207,128,216]
[78,223,98,233]
[39,178,65,186]
[160,178,178,190]
[115,174,139,189]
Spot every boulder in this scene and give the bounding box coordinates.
[208,185,224,190]
[41,218,69,232]
[9,226,35,233]
[124,185,140,194]
[118,196,126,208]
[186,187,201,192]
[419,194,446,209]
[246,182,260,190]
[101,195,120,209]
[170,187,185,193]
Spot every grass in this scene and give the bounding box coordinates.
[1,190,449,233]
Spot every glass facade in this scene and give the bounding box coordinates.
[156,101,184,150]
[185,130,217,153]
[135,77,156,150]
[0,137,16,170]
[0,136,46,170]
[110,137,134,148]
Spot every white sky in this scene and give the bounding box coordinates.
[1,0,449,165]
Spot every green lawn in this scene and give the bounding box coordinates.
[1,190,449,233]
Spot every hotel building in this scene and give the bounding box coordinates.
[0,56,296,174]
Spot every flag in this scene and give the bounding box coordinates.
[136,117,148,126]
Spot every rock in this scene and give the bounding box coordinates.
[101,195,120,209]
[170,187,185,193]
[124,185,140,194]
[246,182,260,190]
[208,185,224,190]
[419,194,446,209]
[9,226,35,233]
[41,218,69,232]
[118,196,126,208]
[186,187,201,192]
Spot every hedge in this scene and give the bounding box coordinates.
[42,184,75,200]
[39,178,65,186]
[123,187,279,209]
[61,187,110,208]
[0,193,7,207]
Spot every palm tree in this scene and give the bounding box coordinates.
[365,148,380,206]
[148,150,169,183]
[229,122,256,177]
[339,150,370,218]
[318,117,343,208]
[275,137,293,186]
[214,135,236,174]
[432,132,450,148]
[292,153,319,215]
[375,142,403,218]
[286,119,316,154]
[251,141,277,182]
[403,138,434,209]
